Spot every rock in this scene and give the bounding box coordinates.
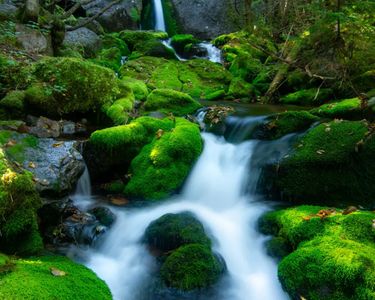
[169,0,247,39]
[202,105,235,135]
[15,24,53,55]
[28,116,60,138]
[0,3,17,21]
[50,267,66,277]
[22,0,39,23]
[107,195,129,206]
[88,206,116,227]
[63,27,101,57]
[82,0,142,32]
[183,43,208,59]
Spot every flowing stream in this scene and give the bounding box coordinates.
[70,116,292,300]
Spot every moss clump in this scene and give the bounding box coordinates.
[310,98,364,120]
[118,30,168,50]
[101,33,131,56]
[130,39,176,60]
[25,57,120,117]
[259,206,375,300]
[120,76,149,101]
[228,77,255,99]
[0,147,42,255]
[229,54,262,82]
[144,212,211,252]
[171,34,199,54]
[276,120,375,206]
[144,89,202,116]
[91,47,123,72]
[280,88,333,106]
[103,89,135,126]
[0,90,26,113]
[205,90,226,101]
[160,244,224,291]
[124,118,203,200]
[0,255,112,299]
[256,111,320,140]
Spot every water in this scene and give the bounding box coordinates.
[153,0,166,32]
[71,167,93,210]
[198,42,222,63]
[69,116,291,300]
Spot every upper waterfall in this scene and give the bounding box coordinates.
[153,0,166,32]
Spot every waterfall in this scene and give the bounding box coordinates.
[71,166,93,210]
[198,42,222,63]
[153,0,166,32]
[71,116,291,300]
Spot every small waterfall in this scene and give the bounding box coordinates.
[71,166,93,210]
[72,116,291,300]
[153,0,166,32]
[198,42,222,63]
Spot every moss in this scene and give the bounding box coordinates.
[310,98,363,120]
[262,205,375,300]
[144,89,202,116]
[120,76,149,101]
[285,69,311,91]
[25,57,120,117]
[104,90,135,126]
[229,54,262,82]
[118,30,168,50]
[144,212,211,253]
[130,39,176,60]
[124,118,203,200]
[228,77,255,99]
[205,90,226,101]
[160,244,224,291]
[0,255,112,299]
[276,120,375,206]
[171,34,199,54]
[161,0,180,36]
[0,90,26,112]
[101,33,130,56]
[354,69,375,93]
[257,111,320,140]
[280,88,333,106]
[0,130,38,163]
[91,47,122,71]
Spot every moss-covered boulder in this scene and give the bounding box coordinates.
[310,97,365,120]
[119,56,232,99]
[276,120,375,207]
[259,206,375,300]
[120,76,149,101]
[280,88,333,106]
[144,89,202,116]
[118,30,168,50]
[0,255,112,299]
[144,212,211,253]
[228,77,255,99]
[103,86,135,125]
[91,47,123,71]
[0,90,26,116]
[253,111,320,140]
[160,244,225,291]
[171,34,199,54]
[130,39,176,60]
[124,118,203,200]
[25,57,121,117]
[0,147,42,255]
[229,54,262,82]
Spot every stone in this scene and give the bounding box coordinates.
[0,3,17,21]
[63,27,101,56]
[15,24,53,55]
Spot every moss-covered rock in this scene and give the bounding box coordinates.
[25,57,121,117]
[160,244,225,291]
[229,54,262,82]
[259,206,375,300]
[120,76,149,101]
[310,97,365,120]
[101,33,130,56]
[119,56,232,99]
[124,118,203,200]
[0,255,112,299]
[103,87,135,126]
[144,212,211,253]
[254,111,320,140]
[0,147,42,255]
[118,30,168,50]
[228,77,255,99]
[280,88,333,106]
[130,39,176,60]
[91,47,123,71]
[171,34,199,54]
[144,89,202,116]
[0,90,26,113]
[276,120,375,207]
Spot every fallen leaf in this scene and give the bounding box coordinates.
[52,142,64,148]
[316,149,325,155]
[50,267,66,277]
[28,162,36,169]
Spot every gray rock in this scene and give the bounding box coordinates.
[82,0,142,32]
[0,3,17,21]
[15,24,53,55]
[23,0,39,23]
[22,137,85,196]
[63,27,101,56]
[170,0,246,39]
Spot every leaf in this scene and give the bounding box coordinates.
[50,267,66,277]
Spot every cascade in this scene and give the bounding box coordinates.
[70,116,293,300]
[153,0,166,32]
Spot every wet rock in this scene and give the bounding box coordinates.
[183,44,208,59]
[63,27,101,57]
[88,206,116,227]
[202,105,235,135]
[107,195,129,206]
[15,24,53,55]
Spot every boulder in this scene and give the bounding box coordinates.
[63,27,101,57]
[82,0,142,32]
[15,24,53,55]
[0,3,17,21]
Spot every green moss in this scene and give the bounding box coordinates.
[280,88,333,106]
[0,130,38,163]
[91,47,122,71]
[160,244,224,291]
[124,118,203,200]
[144,212,211,253]
[0,255,112,299]
[310,98,363,120]
[0,90,26,112]
[228,77,255,99]
[25,57,120,117]
[229,54,262,82]
[258,111,320,140]
[260,206,375,300]
[277,120,375,206]
[120,76,149,101]
[161,0,180,36]
[130,39,176,60]
[205,90,226,101]
[104,91,135,126]
[118,30,168,50]
[171,34,198,53]
[101,33,130,56]
[144,89,202,116]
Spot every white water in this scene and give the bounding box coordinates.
[198,42,222,63]
[153,0,166,32]
[72,122,289,300]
